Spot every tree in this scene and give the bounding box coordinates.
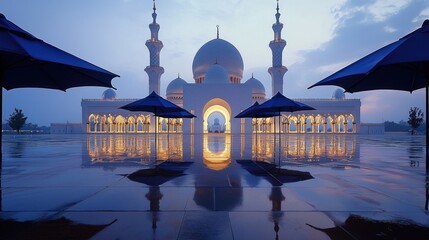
[407,107,424,135]
[7,108,27,134]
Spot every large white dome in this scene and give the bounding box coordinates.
[192,38,244,84]
[245,76,266,100]
[204,64,229,84]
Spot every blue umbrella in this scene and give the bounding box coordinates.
[0,13,119,212]
[120,91,184,114]
[235,101,280,119]
[235,102,280,161]
[120,91,192,160]
[0,13,118,91]
[254,92,315,168]
[156,110,196,119]
[308,19,429,171]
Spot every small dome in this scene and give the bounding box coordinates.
[245,76,266,99]
[214,118,220,125]
[166,77,187,95]
[332,88,345,99]
[102,89,116,100]
[204,64,229,84]
[192,38,244,83]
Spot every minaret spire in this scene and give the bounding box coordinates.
[268,0,288,96]
[276,0,280,23]
[145,0,164,94]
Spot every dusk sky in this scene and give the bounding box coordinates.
[2,0,429,126]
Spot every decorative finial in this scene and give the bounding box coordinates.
[216,25,219,39]
[151,0,158,23]
[275,0,281,23]
[178,73,180,78]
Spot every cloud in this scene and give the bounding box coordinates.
[366,0,412,22]
[317,61,353,74]
[383,25,397,32]
[414,7,429,22]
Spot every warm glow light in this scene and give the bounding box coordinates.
[203,134,231,171]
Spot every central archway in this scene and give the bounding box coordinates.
[203,98,232,133]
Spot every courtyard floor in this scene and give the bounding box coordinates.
[1,133,428,239]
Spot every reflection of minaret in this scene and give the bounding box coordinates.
[145,0,164,94]
[145,186,163,231]
[268,0,288,96]
[269,187,285,240]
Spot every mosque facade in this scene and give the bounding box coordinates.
[79,1,362,135]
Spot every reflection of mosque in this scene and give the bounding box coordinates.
[80,1,361,134]
[82,133,359,169]
[208,118,225,133]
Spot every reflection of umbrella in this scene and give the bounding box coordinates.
[120,91,189,160]
[237,160,313,186]
[127,161,192,186]
[307,214,429,240]
[127,168,185,187]
[1,13,118,90]
[156,161,193,172]
[308,20,429,170]
[235,102,280,161]
[253,92,315,167]
[0,217,114,240]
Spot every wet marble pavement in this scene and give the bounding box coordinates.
[1,133,428,239]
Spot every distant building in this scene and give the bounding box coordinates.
[360,123,385,135]
[50,123,82,134]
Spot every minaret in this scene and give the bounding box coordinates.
[145,0,164,94]
[268,0,288,96]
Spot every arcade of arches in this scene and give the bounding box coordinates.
[87,113,357,134]
[87,114,185,133]
[251,113,357,133]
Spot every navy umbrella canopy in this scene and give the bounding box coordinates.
[308,19,429,170]
[0,13,118,90]
[156,109,196,119]
[235,101,280,119]
[254,92,315,113]
[0,13,119,212]
[120,91,185,114]
[253,92,315,167]
[308,20,429,93]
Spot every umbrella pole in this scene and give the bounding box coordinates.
[155,115,157,161]
[256,118,258,162]
[167,119,170,161]
[426,85,428,172]
[278,113,281,169]
[274,116,276,167]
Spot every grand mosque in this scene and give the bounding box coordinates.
[72,1,364,135]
